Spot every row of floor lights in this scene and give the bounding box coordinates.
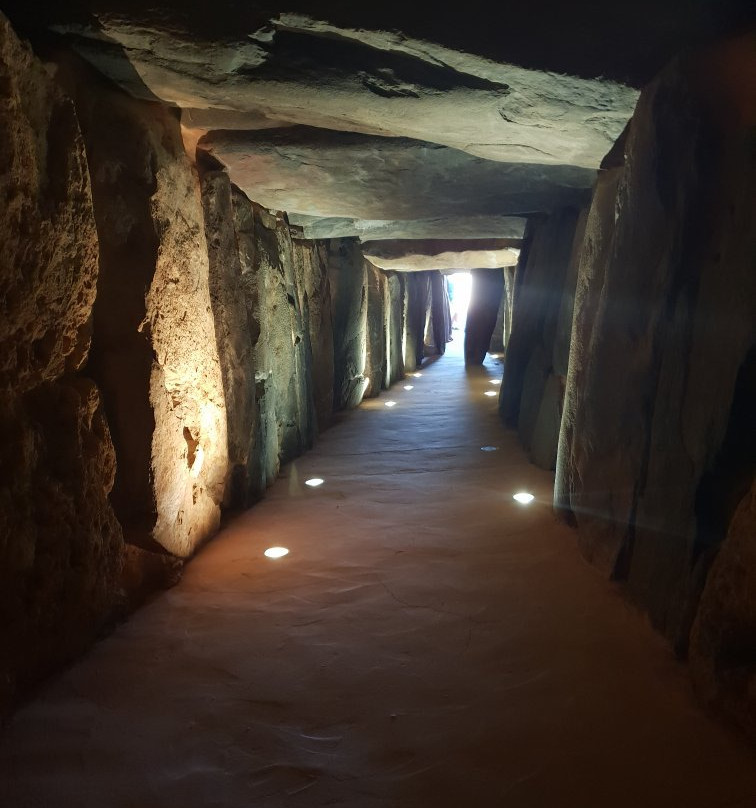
[266,372,424,557]
[264,476,326,558]
[481,377,535,505]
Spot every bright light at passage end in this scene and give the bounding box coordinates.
[513,492,535,504]
[385,401,397,407]
[305,477,324,487]
[484,391,497,397]
[403,385,414,390]
[264,546,289,559]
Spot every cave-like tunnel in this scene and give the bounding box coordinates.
[1,1,755,805]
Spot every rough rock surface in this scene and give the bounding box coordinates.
[53,13,638,166]
[200,169,258,508]
[328,239,369,410]
[555,38,756,652]
[690,481,756,741]
[489,266,517,353]
[289,214,527,242]
[464,269,504,366]
[57,58,228,558]
[0,15,123,710]
[364,263,387,398]
[553,168,625,566]
[234,199,316,474]
[292,239,334,432]
[199,128,596,223]
[387,274,406,385]
[362,239,519,272]
[499,208,581,461]
[404,273,431,372]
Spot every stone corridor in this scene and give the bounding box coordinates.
[2,341,754,807]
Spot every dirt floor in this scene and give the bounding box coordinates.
[2,339,755,807]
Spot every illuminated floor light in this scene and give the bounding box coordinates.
[513,492,535,504]
[489,379,501,385]
[413,372,423,378]
[484,391,497,397]
[480,446,499,452]
[385,400,397,408]
[264,546,289,559]
[305,477,324,487]
[403,385,414,390]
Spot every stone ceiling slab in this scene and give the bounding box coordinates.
[199,127,596,221]
[362,239,520,271]
[287,214,528,241]
[49,14,639,167]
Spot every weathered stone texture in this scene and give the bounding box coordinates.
[690,480,756,741]
[201,169,258,508]
[234,199,315,481]
[386,273,406,386]
[0,16,123,709]
[293,239,334,432]
[364,262,387,397]
[329,239,369,409]
[58,60,228,558]
[499,208,581,468]
[465,268,504,366]
[555,39,756,653]
[403,272,432,372]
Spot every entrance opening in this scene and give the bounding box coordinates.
[447,272,472,332]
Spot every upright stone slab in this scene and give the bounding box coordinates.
[404,272,431,371]
[465,268,504,365]
[329,239,368,410]
[387,273,406,385]
[499,209,579,427]
[293,239,334,432]
[429,270,451,357]
[57,56,228,558]
[0,15,123,711]
[555,38,756,653]
[201,169,258,508]
[364,262,387,397]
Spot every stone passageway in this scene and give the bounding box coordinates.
[2,342,754,808]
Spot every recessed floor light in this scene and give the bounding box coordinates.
[385,401,397,407]
[305,477,324,487]
[513,492,535,504]
[264,546,289,559]
[489,379,501,385]
[413,372,423,378]
[403,385,414,390]
[480,446,499,452]
[484,391,497,397]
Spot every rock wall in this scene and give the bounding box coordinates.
[56,57,228,559]
[387,273,406,385]
[0,16,123,709]
[499,208,582,468]
[364,262,387,398]
[0,17,420,714]
[201,169,258,508]
[555,36,756,710]
[329,239,369,410]
[465,268,504,365]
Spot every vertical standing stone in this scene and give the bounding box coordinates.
[0,17,123,712]
[465,268,504,365]
[555,40,756,657]
[364,262,387,397]
[201,169,258,508]
[329,239,368,410]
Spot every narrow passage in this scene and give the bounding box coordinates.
[2,342,755,807]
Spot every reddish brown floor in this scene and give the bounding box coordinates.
[2,338,755,807]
